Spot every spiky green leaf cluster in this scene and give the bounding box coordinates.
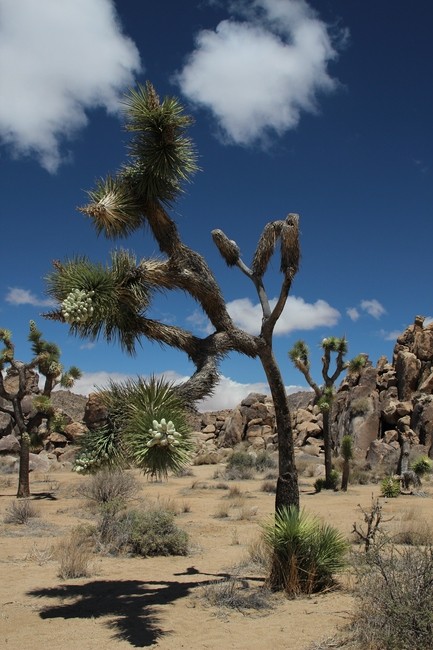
[321,336,347,354]
[46,250,151,353]
[80,83,198,239]
[318,386,334,411]
[340,435,354,462]
[262,506,348,595]
[288,340,309,369]
[348,354,367,374]
[73,376,193,478]
[32,395,54,415]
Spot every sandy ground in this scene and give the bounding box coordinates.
[1,463,431,650]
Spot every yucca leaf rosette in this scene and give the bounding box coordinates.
[125,403,193,480]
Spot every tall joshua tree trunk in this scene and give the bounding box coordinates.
[260,347,299,509]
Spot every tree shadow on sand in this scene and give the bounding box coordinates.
[28,567,258,647]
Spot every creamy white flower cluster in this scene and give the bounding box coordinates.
[61,289,95,324]
[147,419,182,448]
[73,451,107,473]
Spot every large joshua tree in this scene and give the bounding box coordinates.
[44,82,301,511]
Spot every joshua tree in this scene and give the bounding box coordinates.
[44,82,301,511]
[0,324,81,497]
[288,337,349,487]
[28,320,82,396]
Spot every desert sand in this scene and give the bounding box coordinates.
[1,463,430,650]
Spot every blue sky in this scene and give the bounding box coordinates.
[1,0,432,410]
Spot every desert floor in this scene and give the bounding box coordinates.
[1,463,431,650]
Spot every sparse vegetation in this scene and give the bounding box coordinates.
[57,526,93,579]
[4,499,39,524]
[77,468,139,509]
[225,451,256,480]
[348,542,433,650]
[201,576,273,612]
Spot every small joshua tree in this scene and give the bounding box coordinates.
[288,337,349,487]
[44,82,301,515]
[0,324,81,497]
[28,320,82,396]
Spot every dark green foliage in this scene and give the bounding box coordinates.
[410,455,433,477]
[340,435,353,461]
[74,376,193,479]
[262,506,348,596]
[380,476,400,498]
[314,469,340,492]
[288,340,309,369]
[45,251,151,354]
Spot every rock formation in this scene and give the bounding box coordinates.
[1,315,432,474]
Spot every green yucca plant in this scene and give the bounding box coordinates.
[262,506,348,596]
[411,455,433,477]
[380,476,400,498]
[74,376,193,479]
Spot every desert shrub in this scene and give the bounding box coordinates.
[77,468,139,512]
[261,479,276,493]
[4,499,39,524]
[262,506,348,596]
[57,526,93,579]
[225,451,256,480]
[314,469,340,493]
[392,509,433,546]
[349,543,433,650]
[380,476,400,498]
[97,506,189,556]
[201,577,273,611]
[124,508,188,556]
[350,397,370,416]
[254,451,277,472]
[411,455,433,477]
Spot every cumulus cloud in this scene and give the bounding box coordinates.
[0,0,141,172]
[197,375,307,411]
[5,287,56,308]
[176,0,339,145]
[360,299,386,319]
[225,295,340,335]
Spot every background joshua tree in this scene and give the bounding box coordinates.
[44,82,301,512]
[288,337,350,487]
[28,320,82,397]
[0,324,81,498]
[340,434,353,491]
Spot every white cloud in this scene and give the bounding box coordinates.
[226,295,340,335]
[197,375,306,411]
[360,299,386,319]
[346,307,360,322]
[0,0,141,172]
[379,329,402,342]
[5,287,56,308]
[69,369,306,411]
[176,0,339,145]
